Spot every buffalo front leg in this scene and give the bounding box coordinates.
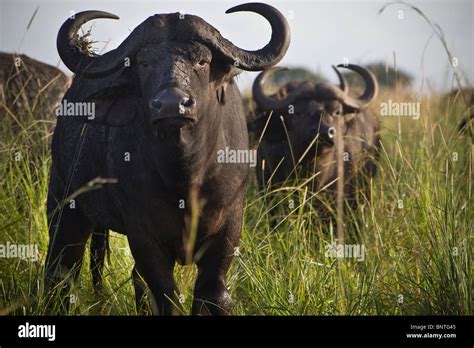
[45,195,92,312]
[127,234,179,315]
[192,206,242,315]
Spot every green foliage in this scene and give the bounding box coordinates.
[0,81,471,315]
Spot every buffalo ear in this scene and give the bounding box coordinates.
[212,63,241,105]
[65,69,139,126]
[88,91,139,126]
[342,104,359,121]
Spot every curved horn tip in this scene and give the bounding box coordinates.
[70,10,120,21]
[253,66,294,112]
[57,11,123,77]
[332,65,348,93]
[220,2,290,71]
[225,6,238,14]
[332,65,341,76]
[225,2,267,14]
[91,12,120,20]
[335,63,378,107]
[105,13,120,20]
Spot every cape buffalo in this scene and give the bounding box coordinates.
[45,3,290,315]
[249,64,379,217]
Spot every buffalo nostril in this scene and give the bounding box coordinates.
[181,97,189,106]
[328,127,336,139]
[181,97,196,108]
[178,97,196,114]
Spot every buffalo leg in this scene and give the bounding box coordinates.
[127,234,178,315]
[45,196,92,312]
[192,204,242,315]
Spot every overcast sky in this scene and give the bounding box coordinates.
[0,0,472,93]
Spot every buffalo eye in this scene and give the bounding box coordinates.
[196,59,209,68]
[335,110,341,116]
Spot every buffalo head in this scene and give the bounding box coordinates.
[57,4,290,132]
[252,64,378,154]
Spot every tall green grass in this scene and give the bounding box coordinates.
[0,84,471,315]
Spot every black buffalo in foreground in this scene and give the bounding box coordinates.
[249,64,379,217]
[45,3,290,315]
